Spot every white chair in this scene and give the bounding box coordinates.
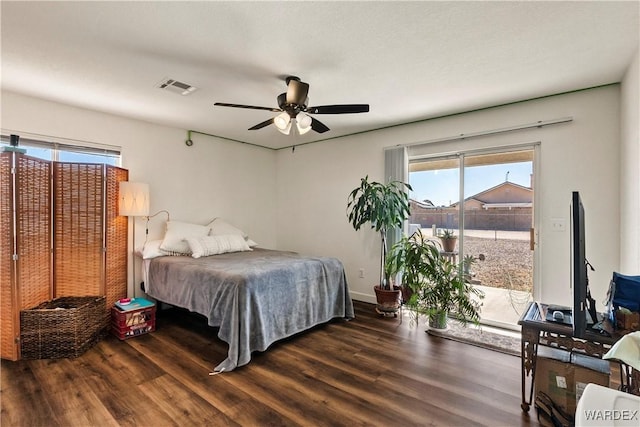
[575,383,640,426]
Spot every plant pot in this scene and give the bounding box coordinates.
[428,311,448,329]
[401,285,413,305]
[374,285,402,315]
[440,237,457,253]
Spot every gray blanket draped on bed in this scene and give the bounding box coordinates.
[147,248,354,372]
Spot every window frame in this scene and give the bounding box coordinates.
[0,134,121,166]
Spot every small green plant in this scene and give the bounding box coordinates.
[462,254,477,279]
[440,229,456,239]
[463,254,477,269]
[386,230,484,328]
[385,230,440,309]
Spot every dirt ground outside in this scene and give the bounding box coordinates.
[416,227,534,293]
[464,236,533,293]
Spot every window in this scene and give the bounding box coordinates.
[1,134,120,166]
[409,147,536,329]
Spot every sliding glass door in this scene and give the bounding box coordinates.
[409,147,535,328]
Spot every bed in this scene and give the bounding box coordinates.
[144,247,354,372]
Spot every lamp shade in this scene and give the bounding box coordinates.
[119,182,150,217]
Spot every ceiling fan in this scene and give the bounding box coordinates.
[214,76,369,135]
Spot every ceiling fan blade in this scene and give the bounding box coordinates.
[310,117,330,133]
[306,104,370,114]
[285,79,309,105]
[214,102,281,112]
[248,117,275,130]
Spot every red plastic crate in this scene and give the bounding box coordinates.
[111,305,156,328]
[111,319,156,340]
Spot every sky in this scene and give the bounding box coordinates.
[1,143,118,166]
[409,161,533,207]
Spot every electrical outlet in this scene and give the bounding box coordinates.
[551,218,566,232]
[359,268,365,278]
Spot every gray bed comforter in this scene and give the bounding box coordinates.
[146,248,354,372]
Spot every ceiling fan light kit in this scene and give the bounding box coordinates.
[214,76,369,135]
[297,112,312,134]
[274,112,290,131]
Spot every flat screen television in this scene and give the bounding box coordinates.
[571,191,598,338]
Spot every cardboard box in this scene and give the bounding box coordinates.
[615,310,640,331]
[535,348,610,416]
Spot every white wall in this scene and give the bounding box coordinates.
[620,48,640,273]
[1,91,278,296]
[276,86,622,309]
[2,81,633,308]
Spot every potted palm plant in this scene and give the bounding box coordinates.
[386,230,484,329]
[384,230,440,321]
[347,175,411,315]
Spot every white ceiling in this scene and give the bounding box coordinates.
[1,1,638,150]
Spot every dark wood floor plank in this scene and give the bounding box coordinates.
[123,330,297,426]
[221,399,296,427]
[124,333,252,412]
[243,346,406,426]
[28,358,120,427]
[1,301,539,427]
[286,329,386,381]
[75,341,173,426]
[216,355,354,426]
[0,361,63,426]
[137,374,238,427]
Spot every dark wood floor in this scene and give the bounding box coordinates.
[1,301,539,426]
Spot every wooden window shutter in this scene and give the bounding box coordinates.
[53,162,105,297]
[1,152,53,360]
[104,165,128,308]
[0,152,18,360]
[16,154,53,307]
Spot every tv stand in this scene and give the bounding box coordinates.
[543,303,601,329]
[518,302,620,412]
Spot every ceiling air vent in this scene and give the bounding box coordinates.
[156,78,197,95]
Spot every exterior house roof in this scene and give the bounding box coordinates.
[410,199,437,209]
[451,181,532,207]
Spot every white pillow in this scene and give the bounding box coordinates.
[160,221,210,255]
[207,218,258,247]
[136,239,165,259]
[187,234,252,259]
[207,218,248,238]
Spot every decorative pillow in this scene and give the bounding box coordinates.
[207,218,258,247]
[187,234,252,259]
[612,272,640,312]
[160,221,210,255]
[136,239,165,259]
[207,218,247,238]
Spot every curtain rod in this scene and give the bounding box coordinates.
[390,117,573,150]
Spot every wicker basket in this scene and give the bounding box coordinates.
[20,296,108,359]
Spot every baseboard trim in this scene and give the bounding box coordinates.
[349,290,377,305]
